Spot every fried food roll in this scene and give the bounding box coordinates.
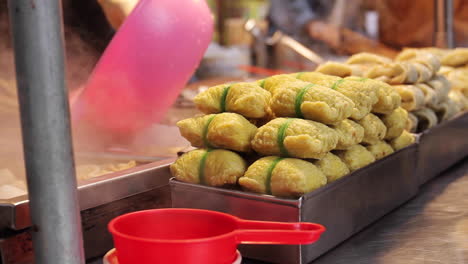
[177,113,257,152]
[430,98,460,122]
[269,79,354,124]
[357,113,387,145]
[346,52,393,65]
[389,130,415,151]
[366,141,394,160]
[315,62,353,77]
[392,85,425,111]
[194,82,271,118]
[170,149,246,187]
[345,76,401,114]
[395,50,441,75]
[426,75,451,102]
[413,108,438,132]
[252,118,339,159]
[334,144,376,171]
[257,74,298,93]
[314,152,350,182]
[444,67,468,97]
[331,119,365,149]
[449,90,468,111]
[296,72,378,120]
[440,48,468,67]
[406,112,418,133]
[239,156,327,198]
[365,62,419,84]
[380,107,408,140]
[415,83,438,107]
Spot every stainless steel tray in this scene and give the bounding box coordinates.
[0,158,175,231]
[417,111,468,185]
[171,144,418,264]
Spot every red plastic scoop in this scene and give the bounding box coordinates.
[108,208,325,264]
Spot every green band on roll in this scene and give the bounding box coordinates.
[220,84,232,112]
[331,79,346,90]
[198,149,212,185]
[295,83,315,118]
[265,157,284,195]
[202,115,216,148]
[277,118,294,157]
[259,79,266,88]
[296,72,305,79]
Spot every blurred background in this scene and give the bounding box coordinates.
[0,0,467,196]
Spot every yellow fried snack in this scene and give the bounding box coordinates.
[366,141,394,160]
[440,48,468,67]
[170,149,246,187]
[269,79,354,124]
[357,113,387,145]
[389,130,415,151]
[395,50,441,76]
[257,74,298,93]
[331,119,365,150]
[449,90,468,111]
[392,85,425,111]
[380,107,408,140]
[177,113,257,152]
[444,67,468,97]
[431,98,461,122]
[346,76,401,114]
[426,75,451,102]
[346,52,393,65]
[365,62,419,84]
[252,118,339,159]
[314,152,350,182]
[406,112,418,133]
[296,72,378,120]
[239,156,327,198]
[415,83,438,107]
[194,82,271,118]
[334,144,376,171]
[315,62,353,77]
[413,108,438,132]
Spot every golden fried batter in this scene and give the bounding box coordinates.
[392,85,425,111]
[389,130,415,151]
[252,118,338,159]
[314,152,350,182]
[194,82,271,118]
[380,107,408,140]
[315,62,353,77]
[413,107,438,132]
[366,141,394,160]
[239,156,327,198]
[334,144,376,171]
[170,149,246,187]
[177,113,257,152]
[357,113,387,145]
[269,79,354,124]
[331,119,365,149]
[296,72,378,120]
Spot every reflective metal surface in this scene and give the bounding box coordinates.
[0,158,174,231]
[242,158,468,263]
[418,112,468,185]
[171,144,419,264]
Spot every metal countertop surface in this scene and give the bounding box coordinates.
[245,158,468,264]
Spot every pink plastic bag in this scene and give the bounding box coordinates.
[72,0,213,137]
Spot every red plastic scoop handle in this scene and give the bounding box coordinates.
[234,219,325,245]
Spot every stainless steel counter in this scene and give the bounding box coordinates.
[244,158,468,264]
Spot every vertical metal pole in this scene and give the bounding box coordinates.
[434,0,454,48]
[7,1,85,264]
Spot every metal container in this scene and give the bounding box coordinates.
[0,158,174,263]
[171,144,418,264]
[417,112,468,185]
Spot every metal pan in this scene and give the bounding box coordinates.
[417,111,468,185]
[171,144,418,264]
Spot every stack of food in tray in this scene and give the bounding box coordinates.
[318,49,468,133]
[170,70,416,198]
